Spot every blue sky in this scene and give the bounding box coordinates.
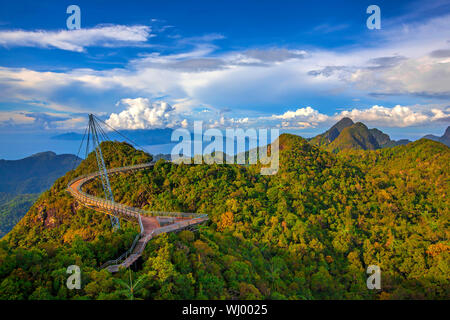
[0,0,449,156]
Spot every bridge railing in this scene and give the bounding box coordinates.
[100,233,141,269]
[67,160,209,272]
[71,187,206,219]
[66,162,154,193]
[104,215,209,269]
[67,162,207,219]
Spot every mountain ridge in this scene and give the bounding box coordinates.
[307,118,449,152]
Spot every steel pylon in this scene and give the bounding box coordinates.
[87,114,120,230]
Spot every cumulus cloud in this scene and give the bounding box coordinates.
[251,105,450,129]
[0,25,153,52]
[263,107,329,128]
[272,107,327,121]
[105,98,186,129]
[2,25,449,116]
[0,11,450,130]
[336,105,430,127]
[206,115,251,129]
[430,107,450,122]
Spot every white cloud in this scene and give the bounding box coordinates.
[336,105,431,127]
[0,12,449,131]
[105,98,183,129]
[253,107,330,129]
[101,102,449,130]
[0,25,153,52]
[272,107,328,122]
[306,14,450,98]
[430,107,450,121]
[1,20,449,117]
[254,104,450,129]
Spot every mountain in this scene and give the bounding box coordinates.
[310,118,412,152]
[368,128,390,146]
[0,151,81,194]
[422,126,450,147]
[327,122,379,152]
[1,137,448,300]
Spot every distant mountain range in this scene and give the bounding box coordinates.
[309,117,449,152]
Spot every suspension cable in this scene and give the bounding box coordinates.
[93,115,159,209]
[71,126,87,172]
[85,120,91,161]
[93,117,125,167]
[93,115,153,156]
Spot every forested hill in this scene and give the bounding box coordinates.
[1,135,448,300]
[0,151,81,194]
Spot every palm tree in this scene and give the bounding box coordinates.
[115,269,147,300]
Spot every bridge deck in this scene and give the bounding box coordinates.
[67,162,208,272]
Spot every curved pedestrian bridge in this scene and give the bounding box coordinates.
[67,162,209,272]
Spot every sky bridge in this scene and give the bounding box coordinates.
[67,115,208,272]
